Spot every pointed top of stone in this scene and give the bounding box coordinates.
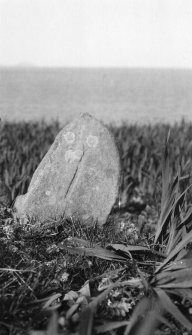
[14,113,120,225]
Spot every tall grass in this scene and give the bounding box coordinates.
[1,119,192,204]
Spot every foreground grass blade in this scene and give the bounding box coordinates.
[155,179,190,245]
[127,311,169,335]
[154,134,177,244]
[155,230,192,274]
[123,297,151,335]
[177,206,192,230]
[159,280,192,289]
[79,304,94,335]
[164,256,192,271]
[108,244,150,252]
[66,246,129,262]
[154,132,192,245]
[46,312,59,335]
[154,269,192,287]
[123,290,170,335]
[108,243,165,257]
[155,288,192,330]
[95,321,129,333]
[79,285,116,335]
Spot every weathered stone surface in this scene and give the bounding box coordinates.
[0,179,12,207]
[14,113,120,225]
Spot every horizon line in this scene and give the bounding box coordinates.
[1,64,192,71]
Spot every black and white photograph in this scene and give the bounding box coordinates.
[1,1,192,334]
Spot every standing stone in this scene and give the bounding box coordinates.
[14,113,120,225]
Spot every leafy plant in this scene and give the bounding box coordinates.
[123,134,192,334]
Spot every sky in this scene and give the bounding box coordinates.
[0,0,192,68]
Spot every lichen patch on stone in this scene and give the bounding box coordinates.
[63,132,75,144]
[65,149,83,163]
[86,135,98,148]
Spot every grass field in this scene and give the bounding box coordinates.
[1,120,192,335]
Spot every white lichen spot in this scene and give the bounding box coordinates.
[86,135,98,148]
[60,272,69,283]
[65,149,83,163]
[45,190,51,196]
[63,132,75,144]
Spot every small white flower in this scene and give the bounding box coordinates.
[60,272,69,282]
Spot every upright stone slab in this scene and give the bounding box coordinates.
[14,113,120,225]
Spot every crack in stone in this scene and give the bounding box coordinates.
[64,147,85,201]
